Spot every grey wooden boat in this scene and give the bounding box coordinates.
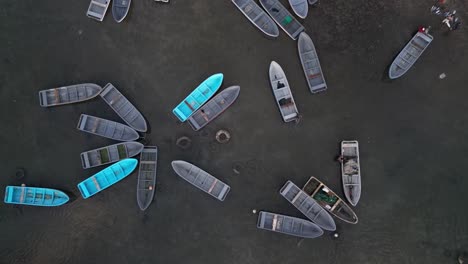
[100,83,147,132]
[112,0,131,23]
[137,146,158,211]
[187,86,240,131]
[257,211,323,238]
[389,31,433,79]
[288,0,308,19]
[39,83,102,107]
[231,0,279,38]
[87,0,111,21]
[268,61,299,123]
[77,114,139,142]
[171,160,230,201]
[81,142,144,169]
[259,0,305,40]
[303,176,358,224]
[298,32,327,94]
[341,140,361,206]
[280,180,336,231]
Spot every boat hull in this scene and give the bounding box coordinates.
[188,86,240,131]
[112,0,131,23]
[341,140,362,206]
[78,158,138,199]
[289,0,308,19]
[173,73,224,122]
[137,146,158,211]
[257,211,323,238]
[298,32,327,94]
[171,160,230,201]
[269,61,299,122]
[80,142,144,169]
[39,83,102,107]
[388,31,433,79]
[302,177,358,224]
[231,0,279,37]
[77,114,139,141]
[4,186,69,206]
[100,83,147,132]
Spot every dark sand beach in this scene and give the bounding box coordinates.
[0,0,467,263]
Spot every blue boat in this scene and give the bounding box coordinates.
[4,186,69,206]
[172,73,224,122]
[77,158,138,199]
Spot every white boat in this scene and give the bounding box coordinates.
[341,140,361,206]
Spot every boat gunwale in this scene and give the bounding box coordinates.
[256,211,324,238]
[38,83,102,107]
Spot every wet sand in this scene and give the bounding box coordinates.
[1,0,468,263]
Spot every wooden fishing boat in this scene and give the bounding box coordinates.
[137,146,158,211]
[341,140,361,206]
[4,186,69,206]
[388,30,433,79]
[100,83,147,132]
[288,0,308,19]
[171,160,230,201]
[280,180,336,231]
[268,61,299,123]
[173,73,224,122]
[231,0,279,37]
[87,0,111,21]
[257,211,323,238]
[302,177,358,224]
[298,32,327,94]
[187,86,240,131]
[77,158,138,199]
[112,0,131,23]
[39,83,102,107]
[80,142,144,169]
[259,0,305,40]
[77,114,139,141]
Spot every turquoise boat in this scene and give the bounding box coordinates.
[172,73,224,122]
[77,158,138,199]
[4,186,69,206]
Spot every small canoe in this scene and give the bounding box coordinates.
[137,146,158,211]
[302,177,358,224]
[112,0,131,23]
[231,0,279,38]
[100,83,147,132]
[389,30,433,79]
[298,32,327,94]
[173,73,224,122]
[341,140,361,206]
[171,160,230,201]
[87,0,111,21]
[187,86,240,131]
[289,0,308,19]
[77,158,138,199]
[77,114,139,142]
[280,180,336,231]
[268,61,300,123]
[80,142,144,169]
[257,211,323,238]
[39,83,102,107]
[4,186,69,206]
[259,0,305,40]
